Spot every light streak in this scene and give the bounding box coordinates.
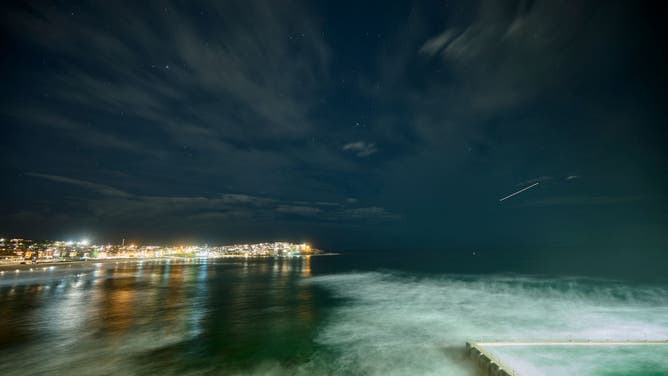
[499,182,540,202]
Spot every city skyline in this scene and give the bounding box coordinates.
[0,236,316,264]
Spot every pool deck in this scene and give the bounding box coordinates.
[466,340,668,376]
[477,340,668,347]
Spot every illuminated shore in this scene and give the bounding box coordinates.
[0,252,339,272]
[1,237,327,265]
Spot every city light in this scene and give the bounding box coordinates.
[0,236,320,265]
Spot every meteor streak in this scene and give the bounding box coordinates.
[499,182,539,202]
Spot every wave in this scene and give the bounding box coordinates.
[300,272,668,375]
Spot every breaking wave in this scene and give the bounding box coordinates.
[301,272,668,375]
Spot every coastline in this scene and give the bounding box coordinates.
[0,252,340,272]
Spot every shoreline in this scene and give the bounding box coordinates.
[0,253,340,272]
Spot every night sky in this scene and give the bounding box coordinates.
[1,1,666,258]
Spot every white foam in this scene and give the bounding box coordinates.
[303,272,668,375]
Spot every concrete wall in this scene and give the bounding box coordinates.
[465,342,514,376]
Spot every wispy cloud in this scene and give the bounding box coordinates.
[26,173,401,223]
[418,30,457,57]
[25,173,130,197]
[416,0,608,113]
[342,141,379,157]
[275,205,322,216]
[338,207,401,221]
[3,0,332,160]
[1,0,377,208]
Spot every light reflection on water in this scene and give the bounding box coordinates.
[0,257,318,375]
[3,253,668,375]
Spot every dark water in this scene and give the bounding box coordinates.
[0,258,325,375]
[1,253,668,375]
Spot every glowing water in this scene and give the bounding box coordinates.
[1,260,667,375]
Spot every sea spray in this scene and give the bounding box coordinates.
[302,272,668,375]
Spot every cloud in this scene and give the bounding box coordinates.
[1,0,379,211]
[26,172,400,223]
[2,0,334,174]
[275,205,322,216]
[339,207,401,221]
[4,1,330,144]
[342,141,379,157]
[4,0,659,248]
[10,110,164,157]
[26,173,130,197]
[377,0,638,157]
[417,0,608,113]
[418,30,456,57]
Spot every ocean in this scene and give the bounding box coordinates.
[1,252,668,375]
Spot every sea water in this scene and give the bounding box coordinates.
[1,252,667,375]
